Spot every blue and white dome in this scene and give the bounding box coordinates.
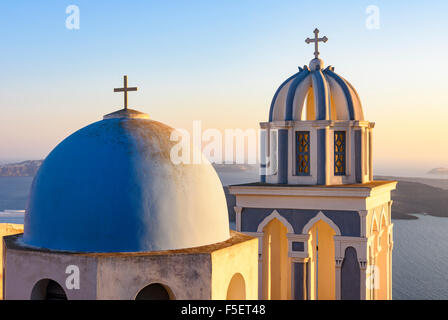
[269,58,364,122]
[23,109,230,253]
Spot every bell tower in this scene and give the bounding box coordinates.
[230,29,397,300]
[261,28,371,186]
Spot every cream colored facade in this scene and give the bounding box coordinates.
[232,30,397,300]
[230,181,396,300]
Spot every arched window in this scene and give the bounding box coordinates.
[226,273,246,300]
[31,279,68,300]
[135,283,174,300]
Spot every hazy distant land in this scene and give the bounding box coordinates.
[428,167,448,176]
[0,161,447,220]
[375,176,448,220]
[0,160,42,177]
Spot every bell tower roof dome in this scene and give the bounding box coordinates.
[269,29,364,122]
[261,29,373,187]
[268,65,364,122]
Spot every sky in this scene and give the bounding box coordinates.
[0,0,447,176]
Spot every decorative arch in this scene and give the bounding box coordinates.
[226,273,246,300]
[370,210,380,237]
[302,211,341,235]
[257,210,294,233]
[134,282,175,300]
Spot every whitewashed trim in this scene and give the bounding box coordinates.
[256,210,294,233]
[302,211,341,235]
[370,210,380,236]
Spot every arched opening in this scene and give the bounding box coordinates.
[341,247,361,300]
[329,94,337,120]
[308,219,336,300]
[302,88,341,120]
[261,218,291,300]
[135,283,174,300]
[30,279,68,300]
[302,88,316,120]
[226,273,246,300]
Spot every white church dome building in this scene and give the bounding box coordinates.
[23,110,230,253]
[3,76,258,300]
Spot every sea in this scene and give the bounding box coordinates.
[1,173,447,300]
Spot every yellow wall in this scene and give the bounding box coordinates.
[261,218,291,300]
[366,207,393,300]
[211,235,258,300]
[307,231,317,300]
[0,224,24,300]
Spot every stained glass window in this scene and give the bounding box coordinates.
[334,131,346,176]
[296,131,310,175]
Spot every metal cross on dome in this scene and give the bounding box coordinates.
[114,75,138,110]
[305,28,328,59]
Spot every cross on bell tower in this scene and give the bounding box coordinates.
[114,75,138,110]
[305,28,328,59]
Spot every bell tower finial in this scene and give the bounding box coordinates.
[305,28,328,59]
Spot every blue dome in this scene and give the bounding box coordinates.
[269,62,364,121]
[23,110,230,253]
